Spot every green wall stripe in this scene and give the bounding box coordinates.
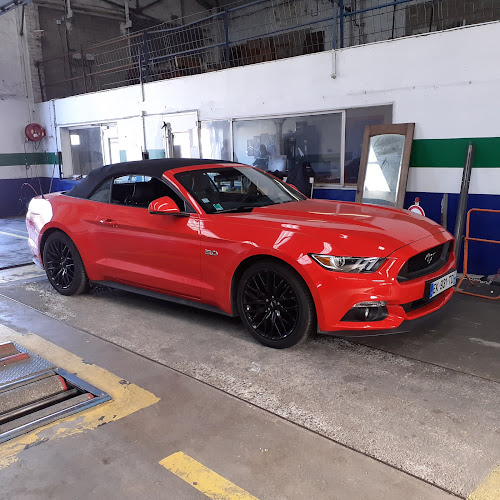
[410,138,500,168]
[2,139,498,169]
[0,152,59,167]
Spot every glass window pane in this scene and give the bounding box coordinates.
[70,127,103,176]
[344,105,392,184]
[175,166,304,214]
[111,175,186,209]
[233,113,342,183]
[200,120,232,160]
[88,179,111,203]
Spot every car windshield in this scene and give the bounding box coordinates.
[175,166,306,214]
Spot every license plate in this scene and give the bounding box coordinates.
[429,270,457,299]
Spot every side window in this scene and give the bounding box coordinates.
[88,179,111,203]
[110,174,193,212]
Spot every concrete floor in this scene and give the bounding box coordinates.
[0,218,32,269]
[0,303,452,500]
[0,222,499,499]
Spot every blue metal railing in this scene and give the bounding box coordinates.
[140,0,419,74]
[38,0,499,100]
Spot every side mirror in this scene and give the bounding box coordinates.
[148,196,181,215]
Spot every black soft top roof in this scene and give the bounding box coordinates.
[66,158,233,199]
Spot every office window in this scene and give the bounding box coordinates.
[69,127,103,176]
[233,113,343,183]
[200,120,232,161]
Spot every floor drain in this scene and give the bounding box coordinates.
[0,341,110,444]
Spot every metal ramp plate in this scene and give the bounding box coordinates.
[0,341,110,444]
[0,343,54,387]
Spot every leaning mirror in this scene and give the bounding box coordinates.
[356,124,414,208]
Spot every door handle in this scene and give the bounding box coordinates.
[99,218,118,228]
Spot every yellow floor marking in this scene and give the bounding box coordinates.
[0,325,160,470]
[467,465,500,500]
[160,451,259,500]
[0,230,28,240]
[2,228,28,235]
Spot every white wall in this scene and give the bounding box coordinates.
[0,9,51,178]
[38,21,500,193]
[0,9,31,153]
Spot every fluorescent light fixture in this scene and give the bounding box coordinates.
[70,134,80,146]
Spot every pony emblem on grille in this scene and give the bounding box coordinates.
[425,252,436,264]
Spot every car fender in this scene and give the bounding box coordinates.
[201,223,331,320]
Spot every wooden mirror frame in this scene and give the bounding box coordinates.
[355,123,415,208]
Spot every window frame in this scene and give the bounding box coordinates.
[355,123,415,209]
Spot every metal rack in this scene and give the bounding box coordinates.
[456,208,500,300]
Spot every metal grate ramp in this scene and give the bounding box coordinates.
[0,341,110,444]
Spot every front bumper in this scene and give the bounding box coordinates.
[311,231,456,334]
[319,287,454,336]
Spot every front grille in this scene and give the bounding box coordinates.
[398,242,451,282]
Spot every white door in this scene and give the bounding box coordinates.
[101,124,120,165]
[162,112,200,159]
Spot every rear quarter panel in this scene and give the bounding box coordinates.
[27,193,104,279]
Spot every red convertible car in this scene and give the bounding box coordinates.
[26,159,456,348]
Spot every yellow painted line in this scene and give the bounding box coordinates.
[2,228,28,235]
[0,325,160,470]
[467,465,500,500]
[0,230,28,240]
[160,451,259,500]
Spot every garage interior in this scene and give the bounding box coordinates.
[1,1,500,499]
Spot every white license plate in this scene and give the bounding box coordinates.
[429,271,457,299]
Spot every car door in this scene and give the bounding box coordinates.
[94,174,202,299]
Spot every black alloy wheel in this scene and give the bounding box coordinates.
[237,260,316,348]
[43,232,89,296]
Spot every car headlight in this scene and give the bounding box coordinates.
[310,254,385,273]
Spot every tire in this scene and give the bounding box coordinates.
[43,232,89,296]
[237,260,316,348]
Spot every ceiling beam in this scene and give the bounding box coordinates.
[193,0,218,11]
[135,0,164,14]
[97,0,163,22]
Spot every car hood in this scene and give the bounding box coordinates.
[238,199,446,257]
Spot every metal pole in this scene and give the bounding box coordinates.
[19,4,25,36]
[454,142,475,266]
[35,61,45,102]
[391,0,397,39]
[224,10,230,69]
[441,193,448,230]
[339,0,344,48]
[141,111,148,159]
[142,30,150,83]
[139,46,144,92]
[58,151,63,180]
[332,1,338,49]
[81,46,88,93]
